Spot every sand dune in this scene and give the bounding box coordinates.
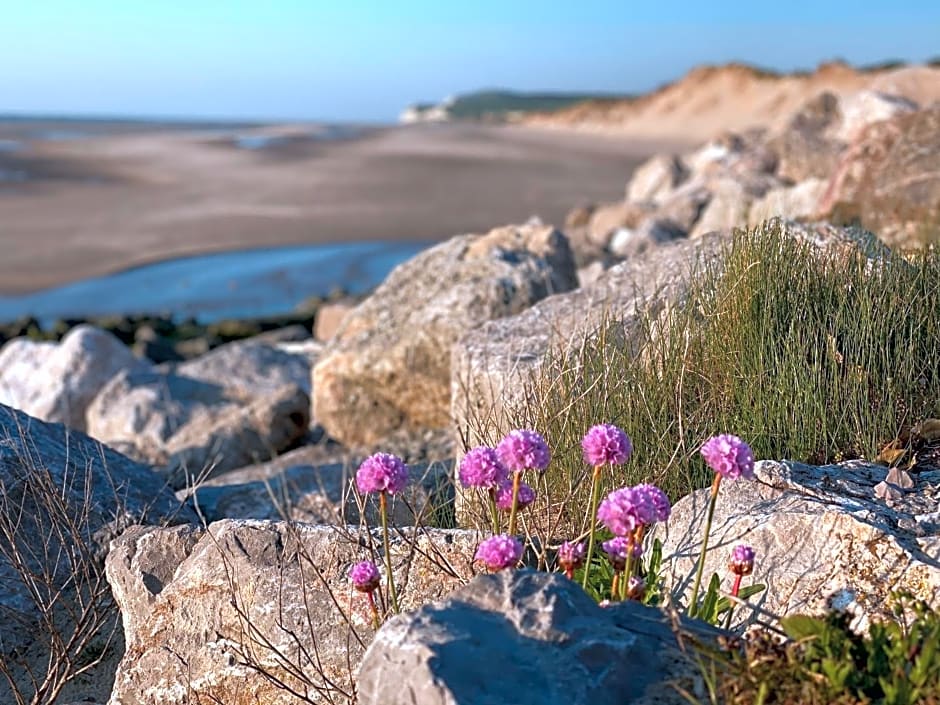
[524,62,940,142]
[0,123,683,294]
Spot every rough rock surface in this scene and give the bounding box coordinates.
[689,178,756,237]
[452,231,729,443]
[358,569,717,705]
[0,325,147,432]
[608,218,688,258]
[0,404,195,703]
[656,459,940,630]
[86,340,311,488]
[625,153,688,203]
[832,90,918,143]
[586,201,654,250]
[313,223,578,447]
[179,446,455,526]
[748,177,827,226]
[314,301,355,341]
[819,104,940,246]
[766,91,846,182]
[106,520,485,705]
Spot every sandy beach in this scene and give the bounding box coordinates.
[0,121,682,294]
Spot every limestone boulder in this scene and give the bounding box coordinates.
[314,301,355,341]
[358,569,718,705]
[0,325,147,432]
[766,91,846,182]
[86,339,312,488]
[833,90,918,143]
[625,153,688,203]
[313,224,578,448]
[651,181,711,232]
[748,177,828,226]
[0,404,195,704]
[106,520,484,705]
[689,178,755,237]
[818,104,940,247]
[608,218,688,259]
[179,446,454,526]
[656,460,940,630]
[585,200,654,250]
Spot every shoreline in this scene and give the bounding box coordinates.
[0,121,683,295]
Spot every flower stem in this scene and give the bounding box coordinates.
[379,492,400,614]
[689,474,721,618]
[611,572,620,601]
[488,488,500,534]
[622,551,635,601]
[366,590,380,630]
[507,471,522,536]
[581,465,603,590]
[724,574,743,629]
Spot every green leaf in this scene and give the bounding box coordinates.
[780,614,828,641]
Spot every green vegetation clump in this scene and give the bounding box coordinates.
[466,224,940,529]
[707,594,940,704]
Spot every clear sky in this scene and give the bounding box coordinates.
[2,0,938,123]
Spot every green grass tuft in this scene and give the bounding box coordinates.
[464,223,940,532]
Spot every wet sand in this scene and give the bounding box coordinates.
[0,120,685,294]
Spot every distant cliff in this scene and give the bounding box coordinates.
[399,90,628,124]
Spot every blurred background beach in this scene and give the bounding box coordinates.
[1,1,938,323]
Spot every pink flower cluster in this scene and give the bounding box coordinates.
[582,423,632,467]
[356,453,409,495]
[729,544,756,576]
[458,447,508,489]
[596,484,671,537]
[700,434,755,480]
[497,429,551,473]
[475,534,523,572]
[349,561,381,593]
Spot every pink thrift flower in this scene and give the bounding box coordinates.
[458,447,509,489]
[729,544,756,576]
[582,424,632,466]
[495,480,536,511]
[557,541,586,572]
[634,483,671,524]
[596,486,643,537]
[356,452,409,495]
[497,429,551,473]
[700,434,755,480]
[349,561,381,593]
[474,534,523,572]
[601,536,632,571]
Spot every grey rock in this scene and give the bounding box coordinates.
[0,325,147,432]
[747,177,827,226]
[86,339,313,488]
[655,459,940,631]
[767,91,846,182]
[609,218,687,258]
[313,224,578,448]
[179,446,455,526]
[358,569,717,705]
[0,403,194,704]
[626,153,689,204]
[106,520,485,705]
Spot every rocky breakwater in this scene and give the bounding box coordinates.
[563,86,937,276]
[312,222,578,448]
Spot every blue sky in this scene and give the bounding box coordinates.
[2,1,938,122]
